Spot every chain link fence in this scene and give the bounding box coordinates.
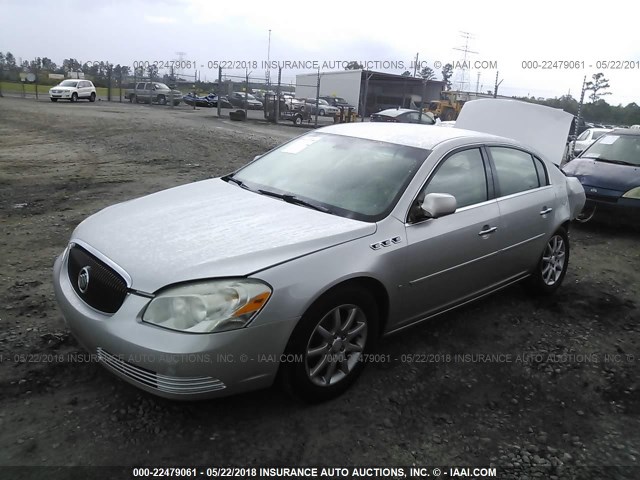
[0,61,361,126]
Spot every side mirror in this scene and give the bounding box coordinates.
[421,193,457,218]
[253,155,262,162]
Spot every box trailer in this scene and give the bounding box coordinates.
[296,70,446,117]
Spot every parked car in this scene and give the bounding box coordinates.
[205,94,233,109]
[371,108,435,125]
[570,128,612,156]
[49,79,96,103]
[125,82,182,106]
[282,95,304,111]
[228,92,263,110]
[320,95,356,111]
[53,102,584,402]
[182,93,215,108]
[562,128,640,222]
[301,98,340,116]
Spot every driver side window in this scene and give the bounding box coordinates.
[411,148,488,222]
[423,148,488,207]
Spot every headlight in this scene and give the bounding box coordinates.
[142,279,271,333]
[622,186,640,199]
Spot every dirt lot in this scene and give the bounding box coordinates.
[0,97,638,479]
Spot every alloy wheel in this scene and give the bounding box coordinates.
[541,235,566,286]
[305,304,367,387]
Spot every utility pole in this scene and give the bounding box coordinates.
[266,29,272,88]
[569,76,587,160]
[217,66,222,117]
[493,71,503,98]
[413,52,419,77]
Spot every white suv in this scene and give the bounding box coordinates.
[49,80,97,103]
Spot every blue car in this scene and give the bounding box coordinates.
[562,128,640,222]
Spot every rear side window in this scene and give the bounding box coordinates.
[489,147,540,196]
[534,157,548,186]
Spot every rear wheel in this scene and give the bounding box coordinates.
[442,109,455,121]
[294,115,303,126]
[89,92,96,102]
[528,228,569,295]
[280,286,378,402]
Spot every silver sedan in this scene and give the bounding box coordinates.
[53,105,585,402]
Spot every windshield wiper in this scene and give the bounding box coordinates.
[257,189,332,213]
[221,174,251,190]
[593,157,636,166]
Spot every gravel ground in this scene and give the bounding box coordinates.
[0,97,638,479]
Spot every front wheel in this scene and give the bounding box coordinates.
[293,115,303,126]
[319,109,325,116]
[280,286,378,402]
[157,95,166,105]
[50,98,57,102]
[528,228,569,295]
[70,93,78,103]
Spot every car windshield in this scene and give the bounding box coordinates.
[59,80,78,87]
[592,130,609,140]
[582,134,640,166]
[232,132,430,221]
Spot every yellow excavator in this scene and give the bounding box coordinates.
[424,91,467,121]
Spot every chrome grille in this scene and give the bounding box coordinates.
[96,348,226,395]
[67,245,128,314]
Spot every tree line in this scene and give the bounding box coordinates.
[0,52,133,88]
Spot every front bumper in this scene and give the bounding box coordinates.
[50,91,72,99]
[53,252,299,400]
[583,187,640,221]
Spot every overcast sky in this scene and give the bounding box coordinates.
[2,0,639,105]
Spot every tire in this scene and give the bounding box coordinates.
[50,98,57,102]
[129,94,136,103]
[280,286,379,402]
[89,92,96,102]
[319,109,325,116]
[70,93,78,103]
[157,95,166,105]
[294,115,303,126]
[173,101,180,106]
[442,109,454,121]
[528,228,569,295]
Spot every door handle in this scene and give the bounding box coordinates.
[540,207,553,215]
[478,226,497,236]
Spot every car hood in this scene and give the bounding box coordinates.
[562,158,640,192]
[455,99,573,165]
[51,86,76,91]
[71,179,376,293]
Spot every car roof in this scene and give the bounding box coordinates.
[317,122,511,151]
[610,128,640,136]
[375,108,418,117]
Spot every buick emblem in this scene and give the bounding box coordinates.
[78,266,91,294]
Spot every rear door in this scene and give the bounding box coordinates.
[486,146,557,277]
